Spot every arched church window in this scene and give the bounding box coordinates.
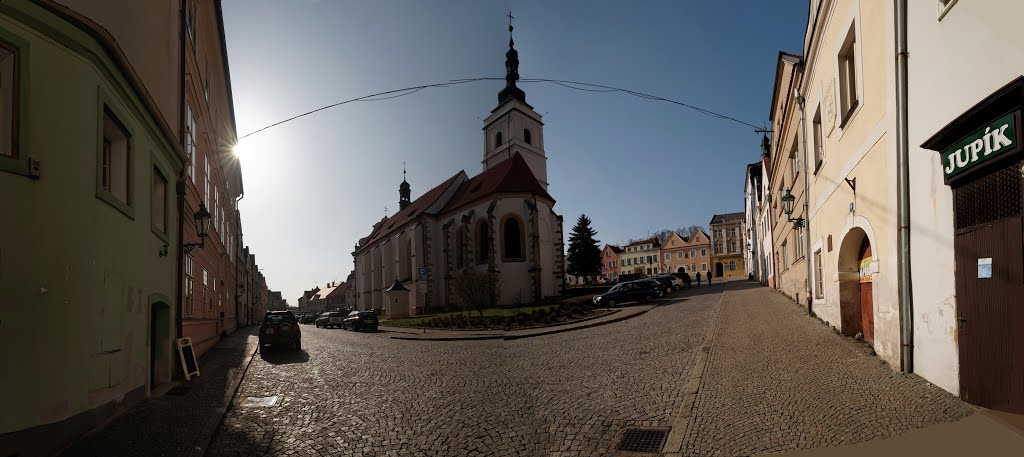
[524,129,532,145]
[495,132,503,148]
[503,216,523,260]
[477,221,490,263]
[455,227,466,269]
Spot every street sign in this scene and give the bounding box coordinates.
[418,266,428,278]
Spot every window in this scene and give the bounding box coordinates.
[790,144,799,184]
[814,250,824,299]
[455,227,466,269]
[677,252,683,260]
[213,186,219,235]
[477,221,490,263]
[185,254,194,317]
[812,106,824,170]
[186,103,196,180]
[611,260,615,268]
[102,107,132,206]
[204,57,210,102]
[495,131,502,148]
[0,41,19,162]
[212,276,218,314]
[700,262,706,272]
[502,217,522,260]
[152,166,167,233]
[701,248,707,256]
[729,261,736,271]
[664,253,670,261]
[781,241,789,267]
[795,226,805,259]
[204,156,213,213]
[524,128,532,145]
[202,268,209,318]
[838,24,859,127]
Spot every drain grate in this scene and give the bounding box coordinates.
[164,386,190,396]
[615,427,669,453]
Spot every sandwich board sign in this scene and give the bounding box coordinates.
[177,337,200,380]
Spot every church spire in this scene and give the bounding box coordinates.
[498,11,527,105]
[398,162,411,210]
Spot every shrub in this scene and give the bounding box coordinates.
[452,270,502,316]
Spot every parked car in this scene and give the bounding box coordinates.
[343,310,379,331]
[591,280,662,307]
[299,313,317,324]
[259,311,301,351]
[315,312,345,328]
[637,278,669,294]
[653,274,684,291]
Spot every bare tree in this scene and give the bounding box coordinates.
[452,270,502,316]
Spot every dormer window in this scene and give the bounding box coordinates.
[495,131,503,148]
[524,128,532,145]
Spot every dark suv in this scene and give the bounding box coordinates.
[343,311,379,331]
[259,311,301,351]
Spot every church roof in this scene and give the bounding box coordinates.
[439,152,553,214]
[356,172,463,252]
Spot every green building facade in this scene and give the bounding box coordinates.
[0,1,183,453]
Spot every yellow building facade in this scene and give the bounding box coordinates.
[710,213,746,279]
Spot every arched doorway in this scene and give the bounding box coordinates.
[149,301,172,389]
[677,266,686,273]
[838,228,874,342]
[715,262,724,277]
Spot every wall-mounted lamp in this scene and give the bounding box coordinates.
[183,203,212,253]
[781,188,805,228]
[159,244,169,257]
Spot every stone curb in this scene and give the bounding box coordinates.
[186,339,260,457]
[388,304,658,342]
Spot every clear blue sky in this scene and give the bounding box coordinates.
[222,0,808,304]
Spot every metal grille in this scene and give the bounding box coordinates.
[615,427,669,453]
[954,158,1023,230]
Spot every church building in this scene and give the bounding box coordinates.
[351,23,566,317]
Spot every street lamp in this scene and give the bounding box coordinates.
[183,203,212,253]
[781,188,805,228]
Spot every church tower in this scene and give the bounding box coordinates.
[482,15,548,190]
[398,165,411,210]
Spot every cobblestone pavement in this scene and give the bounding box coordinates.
[207,289,718,457]
[682,282,974,457]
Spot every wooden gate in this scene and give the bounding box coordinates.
[953,157,1024,413]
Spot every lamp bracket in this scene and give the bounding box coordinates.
[844,177,856,192]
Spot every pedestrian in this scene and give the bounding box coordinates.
[682,272,691,287]
[708,270,713,285]
[695,272,702,286]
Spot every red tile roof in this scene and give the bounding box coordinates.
[356,172,463,253]
[439,152,553,214]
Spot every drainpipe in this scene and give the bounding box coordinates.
[174,0,187,340]
[895,0,914,374]
[795,74,813,315]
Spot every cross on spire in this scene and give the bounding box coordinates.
[507,10,514,31]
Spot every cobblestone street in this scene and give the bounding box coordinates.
[206,282,973,456]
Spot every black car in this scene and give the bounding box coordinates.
[343,310,379,331]
[652,275,683,291]
[259,311,301,351]
[591,280,663,307]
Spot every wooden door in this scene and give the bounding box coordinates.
[858,240,874,342]
[953,157,1024,413]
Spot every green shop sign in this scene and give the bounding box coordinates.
[942,112,1019,181]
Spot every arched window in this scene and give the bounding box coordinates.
[477,221,490,263]
[503,216,522,259]
[455,227,465,269]
[523,129,532,145]
[495,132,503,148]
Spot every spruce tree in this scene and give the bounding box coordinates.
[567,214,602,283]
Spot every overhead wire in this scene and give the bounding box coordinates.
[237,76,760,140]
